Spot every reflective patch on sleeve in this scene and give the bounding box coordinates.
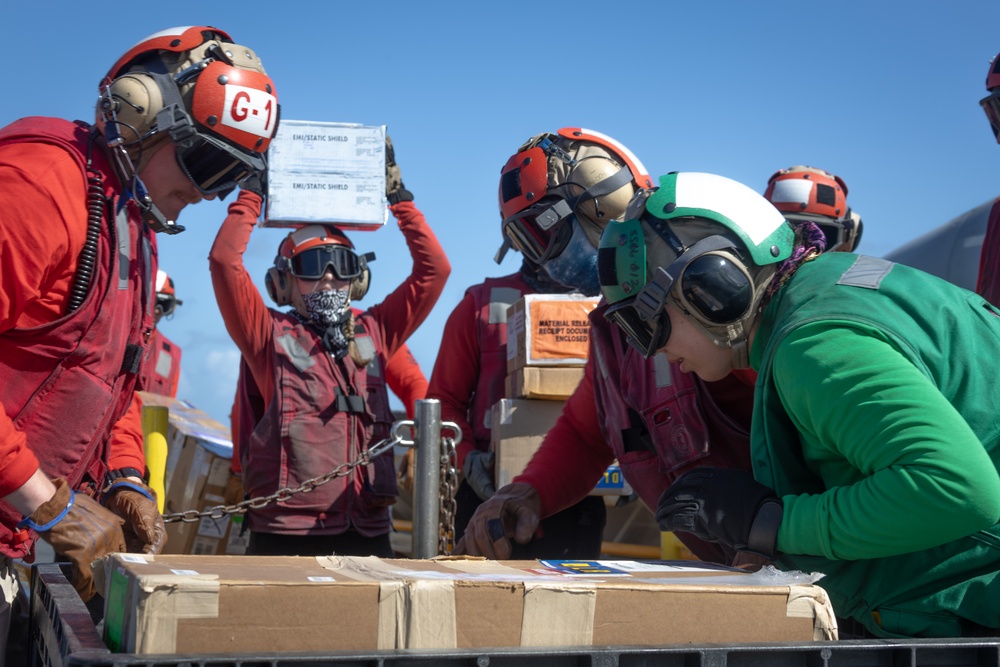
[836,255,894,290]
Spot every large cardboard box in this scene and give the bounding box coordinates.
[505,366,586,401]
[263,119,387,230]
[99,554,837,654]
[490,398,631,496]
[506,295,599,373]
[137,393,248,556]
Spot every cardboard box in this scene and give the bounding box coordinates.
[506,295,599,373]
[506,366,586,400]
[160,435,249,556]
[137,392,248,556]
[99,554,837,654]
[263,119,388,230]
[490,399,631,496]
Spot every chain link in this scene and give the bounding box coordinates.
[161,433,405,524]
[438,434,459,555]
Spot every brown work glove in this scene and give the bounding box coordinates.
[384,133,413,204]
[25,478,126,601]
[453,482,541,559]
[396,448,415,497]
[223,470,245,507]
[103,480,167,555]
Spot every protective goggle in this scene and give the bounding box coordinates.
[174,131,265,196]
[604,235,753,358]
[155,294,182,317]
[286,245,374,281]
[501,197,576,264]
[981,92,1000,142]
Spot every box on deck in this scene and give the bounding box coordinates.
[506,295,599,374]
[263,119,387,230]
[137,392,248,556]
[98,554,837,654]
[505,366,586,401]
[490,398,631,497]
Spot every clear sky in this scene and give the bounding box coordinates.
[3,1,997,427]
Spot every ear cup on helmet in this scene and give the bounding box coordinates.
[349,266,371,301]
[265,267,292,306]
[101,73,166,143]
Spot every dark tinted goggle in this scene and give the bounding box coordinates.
[289,245,371,280]
[502,198,575,264]
[155,294,182,317]
[604,298,671,359]
[175,132,264,196]
[607,236,752,358]
[981,92,1000,142]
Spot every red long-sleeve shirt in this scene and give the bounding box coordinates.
[0,141,145,497]
[209,190,449,416]
[516,359,757,518]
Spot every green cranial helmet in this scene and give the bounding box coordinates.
[598,172,794,367]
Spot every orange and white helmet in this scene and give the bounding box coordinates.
[764,166,862,252]
[154,269,182,319]
[266,225,375,306]
[98,26,279,197]
[496,127,652,264]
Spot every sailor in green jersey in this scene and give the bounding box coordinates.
[597,171,1000,638]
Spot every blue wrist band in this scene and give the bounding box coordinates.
[17,490,76,532]
[104,480,154,503]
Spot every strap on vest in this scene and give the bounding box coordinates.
[120,343,144,375]
[333,386,366,414]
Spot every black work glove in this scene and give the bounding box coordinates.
[384,133,413,204]
[462,450,496,501]
[453,482,541,559]
[656,467,783,559]
[240,168,268,199]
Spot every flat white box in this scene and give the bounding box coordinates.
[264,120,387,230]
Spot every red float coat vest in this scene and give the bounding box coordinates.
[241,309,397,536]
[0,117,154,557]
[140,329,182,397]
[588,303,753,563]
[464,274,532,451]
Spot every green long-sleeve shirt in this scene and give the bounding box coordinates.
[750,252,1000,638]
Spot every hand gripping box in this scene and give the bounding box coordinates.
[98,554,837,654]
[137,392,248,556]
[506,295,599,374]
[263,119,387,230]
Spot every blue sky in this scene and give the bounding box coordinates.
[3,2,997,427]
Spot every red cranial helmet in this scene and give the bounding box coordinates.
[266,226,374,305]
[98,26,279,198]
[154,269,182,320]
[496,127,652,264]
[764,165,861,252]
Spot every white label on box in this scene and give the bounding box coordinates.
[197,514,229,539]
[225,518,250,554]
[266,120,387,228]
[308,576,336,582]
[118,554,148,564]
[170,569,200,576]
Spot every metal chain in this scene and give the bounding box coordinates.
[438,434,459,555]
[161,429,407,524]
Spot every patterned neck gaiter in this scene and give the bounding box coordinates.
[302,288,352,358]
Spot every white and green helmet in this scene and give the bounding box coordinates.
[598,172,794,366]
